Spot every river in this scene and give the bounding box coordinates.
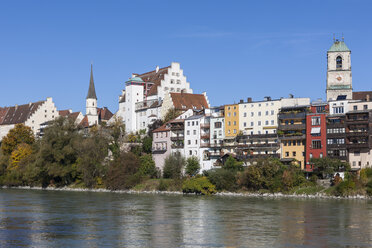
[0,188,371,247]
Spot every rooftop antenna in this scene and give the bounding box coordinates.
[333,33,335,42]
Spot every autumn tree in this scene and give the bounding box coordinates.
[1,124,34,155]
[163,108,183,123]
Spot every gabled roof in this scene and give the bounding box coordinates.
[97,107,113,121]
[134,66,170,96]
[153,124,170,133]
[328,40,350,52]
[170,92,209,111]
[0,107,10,124]
[86,64,97,99]
[0,101,45,125]
[58,110,72,117]
[79,115,89,128]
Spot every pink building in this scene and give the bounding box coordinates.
[152,124,171,171]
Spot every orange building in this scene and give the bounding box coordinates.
[224,104,239,137]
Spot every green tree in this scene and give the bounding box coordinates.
[163,152,185,179]
[142,136,153,154]
[224,156,243,171]
[310,157,350,178]
[33,117,82,187]
[1,124,34,155]
[163,108,182,123]
[105,152,141,190]
[147,119,163,137]
[107,117,125,159]
[185,156,200,177]
[139,154,158,178]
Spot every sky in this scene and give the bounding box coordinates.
[1,1,372,113]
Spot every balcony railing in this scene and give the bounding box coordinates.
[346,131,369,137]
[278,124,306,131]
[171,136,184,141]
[201,134,210,139]
[200,143,210,148]
[171,144,184,149]
[278,112,306,120]
[346,143,369,149]
[279,134,306,140]
[200,123,210,129]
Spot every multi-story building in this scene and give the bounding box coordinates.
[326,38,353,101]
[169,119,185,156]
[305,101,328,172]
[209,107,225,160]
[278,105,308,168]
[0,97,59,140]
[152,124,171,171]
[346,101,372,170]
[326,114,347,162]
[224,103,239,137]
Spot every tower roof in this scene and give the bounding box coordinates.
[328,40,350,52]
[86,64,97,99]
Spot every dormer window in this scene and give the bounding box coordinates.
[336,56,342,69]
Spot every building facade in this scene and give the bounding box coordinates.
[224,104,239,137]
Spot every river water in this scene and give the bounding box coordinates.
[0,189,371,247]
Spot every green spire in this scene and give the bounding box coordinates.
[86,64,97,99]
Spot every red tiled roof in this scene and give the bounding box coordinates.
[153,124,170,133]
[170,93,209,111]
[68,112,81,122]
[353,91,372,101]
[58,110,71,117]
[0,107,10,124]
[134,66,170,96]
[79,116,89,128]
[0,101,45,125]
[97,107,113,121]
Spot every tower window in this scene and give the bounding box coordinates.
[336,56,342,69]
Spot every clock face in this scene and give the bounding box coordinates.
[336,76,342,81]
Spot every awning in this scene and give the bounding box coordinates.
[311,127,321,134]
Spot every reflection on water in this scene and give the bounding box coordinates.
[0,189,371,247]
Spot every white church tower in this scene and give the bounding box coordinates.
[86,64,98,125]
[326,38,353,101]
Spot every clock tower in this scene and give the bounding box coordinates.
[326,38,352,101]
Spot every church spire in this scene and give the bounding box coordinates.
[86,64,97,99]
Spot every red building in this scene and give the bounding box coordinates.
[305,102,329,172]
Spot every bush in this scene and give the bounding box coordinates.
[206,169,237,192]
[185,156,200,177]
[334,180,356,196]
[139,154,158,178]
[157,179,169,191]
[182,177,216,195]
[163,152,185,179]
[224,156,243,171]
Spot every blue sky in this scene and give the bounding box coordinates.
[1,1,372,113]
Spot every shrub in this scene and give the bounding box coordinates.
[206,169,237,192]
[182,177,216,195]
[139,154,158,178]
[157,179,169,191]
[163,152,185,179]
[334,180,356,196]
[224,156,243,171]
[185,156,200,177]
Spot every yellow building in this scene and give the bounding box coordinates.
[224,104,239,137]
[278,106,307,169]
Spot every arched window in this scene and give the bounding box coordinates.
[336,56,342,69]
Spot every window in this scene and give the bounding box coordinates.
[285,152,289,157]
[320,153,323,158]
[312,140,321,149]
[271,120,274,125]
[195,140,198,144]
[171,80,174,84]
[192,121,194,126]
[189,150,192,155]
[228,121,231,126]
[188,122,190,126]
[283,141,287,146]
[258,112,261,116]
[193,130,196,135]
[311,117,321,126]
[188,140,191,145]
[258,121,261,126]
[288,141,292,146]
[271,110,274,115]
[244,122,247,127]
[233,121,236,125]
[244,112,247,117]
[228,113,231,117]
[353,105,358,111]
[233,112,236,116]
[214,122,222,128]
[265,111,269,116]
[228,130,231,134]
[233,129,237,134]
[364,105,368,110]
[251,122,254,126]
[292,151,296,156]
[310,153,313,159]
[336,56,342,69]
[251,112,254,117]
[265,120,269,125]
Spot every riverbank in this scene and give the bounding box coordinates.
[2,185,371,200]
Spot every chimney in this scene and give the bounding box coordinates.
[289,94,294,98]
[264,96,271,101]
[239,99,244,103]
[367,94,370,102]
[247,97,252,103]
[156,66,159,73]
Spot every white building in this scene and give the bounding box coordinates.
[0,97,59,140]
[86,65,99,126]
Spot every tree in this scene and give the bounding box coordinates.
[185,156,200,177]
[138,154,158,178]
[1,124,34,155]
[105,152,141,190]
[163,152,185,179]
[147,119,163,137]
[310,157,350,178]
[34,117,82,187]
[224,156,243,171]
[9,143,33,170]
[106,117,125,159]
[163,108,182,123]
[142,136,153,154]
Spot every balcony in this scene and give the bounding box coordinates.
[152,147,167,153]
[346,143,369,149]
[210,151,223,157]
[171,144,184,149]
[278,112,306,120]
[346,131,369,137]
[200,123,210,129]
[327,132,346,138]
[200,143,210,148]
[201,133,210,139]
[278,123,306,131]
[327,143,346,149]
[170,125,184,130]
[236,154,280,160]
[279,134,306,140]
[210,143,223,148]
[171,136,184,141]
